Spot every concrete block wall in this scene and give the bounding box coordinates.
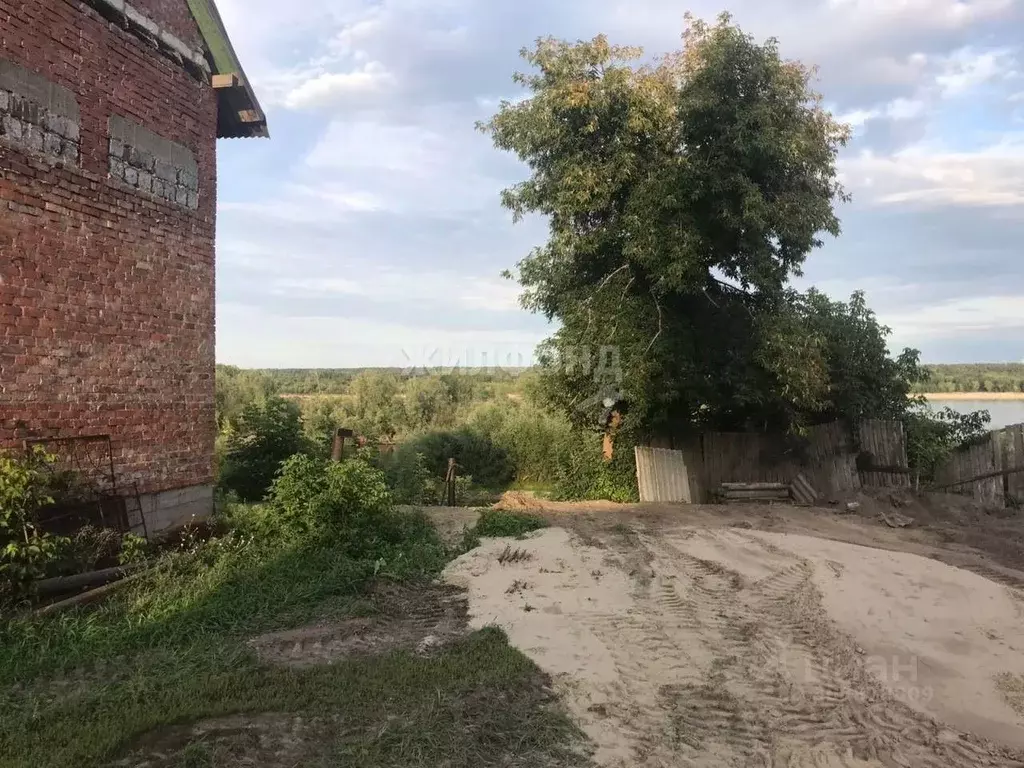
[134,483,215,535]
[0,0,218,526]
[108,115,200,210]
[0,60,81,166]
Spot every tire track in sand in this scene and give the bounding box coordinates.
[597,527,1024,767]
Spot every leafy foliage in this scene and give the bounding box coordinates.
[118,534,150,566]
[796,290,925,426]
[467,401,575,486]
[552,432,639,503]
[0,448,66,604]
[263,455,447,579]
[480,14,935,439]
[394,430,515,490]
[905,405,992,481]
[219,396,309,502]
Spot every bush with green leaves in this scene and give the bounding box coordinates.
[118,533,150,566]
[380,449,433,505]
[0,449,66,604]
[261,455,447,579]
[905,404,992,482]
[218,396,310,502]
[397,429,514,490]
[468,402,574,487]
[552,431,639,503]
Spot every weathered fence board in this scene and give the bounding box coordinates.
[635,446,696,503]
[858,419,911,488]
[935,431,1005,505]
[1006,424,1024,504]
[644,420,860,503]
[805,421,859,495]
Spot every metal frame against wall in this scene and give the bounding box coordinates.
[22,435,146,537]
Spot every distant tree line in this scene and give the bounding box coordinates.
[912,364,1024,394]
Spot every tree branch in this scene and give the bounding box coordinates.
[645,290,663,355]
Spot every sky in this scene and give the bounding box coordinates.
[212,0,1024,369]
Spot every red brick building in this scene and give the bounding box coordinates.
[0,0,266,532]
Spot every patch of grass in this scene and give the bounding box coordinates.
[1,627,587,768]
[458,525,482,554]
[474,509,548,539]
[0,498,588,768]
[179,741,215,768]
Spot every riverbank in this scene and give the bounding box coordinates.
[919,392,1024,401]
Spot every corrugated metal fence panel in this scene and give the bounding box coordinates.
[635,446,693,503]
[858,419,910,488]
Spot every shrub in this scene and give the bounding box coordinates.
[264,454,391,541]
[0,448,66,604]
[469,402,574,486]
[905,404,991,482]
[398,430,514,490]
[552,432,638,503]
[381,449,433,505]
[58,525,123,573]
[263,455,448,579]
[118,533,150,565]
[219,396,309,502]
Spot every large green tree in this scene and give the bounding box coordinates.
[483,15,889,433]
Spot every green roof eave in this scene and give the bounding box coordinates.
[185,0,269,138]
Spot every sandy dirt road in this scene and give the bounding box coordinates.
[443,510,1024,767]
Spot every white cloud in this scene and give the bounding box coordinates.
[283,62,395,108]
[881,294,1024,339]
[885,97,927,120]
[843,139,1024,207]
[835,96,928,131]
[824,0,1014,28]
[214,0,1024,366]
[305,120,447,175]
[935,47,1016,96]
[269,271,521,313]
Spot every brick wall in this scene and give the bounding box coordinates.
[0,0,218,497]
[129,0,204,50]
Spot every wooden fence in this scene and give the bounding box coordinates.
[637,419,905,503]
[858,419,912,489]
[933,423,1024,506]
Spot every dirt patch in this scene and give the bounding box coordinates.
[112,713,335,768]
[403,505,481,550]
[248,583,469,667]
[445,524,1024,767]
[997,674,1024,717]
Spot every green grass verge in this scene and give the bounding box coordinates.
[472,509,548,539]
[0,510,586,768]
[2,627,585,768]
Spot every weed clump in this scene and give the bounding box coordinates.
[474,509,547,539]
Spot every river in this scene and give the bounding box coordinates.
[923,398,1024,430]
